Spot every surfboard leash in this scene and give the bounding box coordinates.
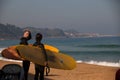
[45,65,50,76]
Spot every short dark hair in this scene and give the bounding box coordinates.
[36,33,43,41]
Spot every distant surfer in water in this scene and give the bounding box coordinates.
[33,33,48,80]
[19,30,32,80]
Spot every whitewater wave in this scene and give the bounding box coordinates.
[0,57,22,63]
[0,56,120,67]
[0,47,120,67]
[0,48,5,53]
[77,60,120,67]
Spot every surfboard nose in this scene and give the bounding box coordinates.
[1,47,21,60]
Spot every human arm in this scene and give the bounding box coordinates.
[41,44,48,66]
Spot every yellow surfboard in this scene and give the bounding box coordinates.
[16,45,76,70]
[1,44,59,60]
[29,44,59,52]
[44,44,59,52]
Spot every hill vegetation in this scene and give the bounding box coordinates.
[0,23,108,40]
[0,23,68,40]
[0,23,23,39]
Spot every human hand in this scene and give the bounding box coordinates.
[44,61,48,66]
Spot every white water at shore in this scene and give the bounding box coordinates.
[0,36,120,68]
[77,60,120,67]
[0,56,120,68]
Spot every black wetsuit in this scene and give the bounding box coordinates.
[33,42,48,80]
[20,37,30,80]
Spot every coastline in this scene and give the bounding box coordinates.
[0,60,119,80]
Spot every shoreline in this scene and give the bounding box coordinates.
[0,57,120,68]
[0,60,119,80]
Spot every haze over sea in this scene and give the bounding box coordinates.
[0,36,120,67]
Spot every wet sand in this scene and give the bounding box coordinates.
[0,60,119,80]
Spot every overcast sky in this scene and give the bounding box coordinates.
[0,0,120,35]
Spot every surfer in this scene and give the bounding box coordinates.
[33,33,48,80]
[19,30,32,80]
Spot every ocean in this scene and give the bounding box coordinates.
[0,36,120,67]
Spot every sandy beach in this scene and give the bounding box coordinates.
[0,60,119,80]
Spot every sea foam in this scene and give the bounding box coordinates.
[77,60,120,67]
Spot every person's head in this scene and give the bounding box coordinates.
[23,30,32,40]
[35,33,43,42]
